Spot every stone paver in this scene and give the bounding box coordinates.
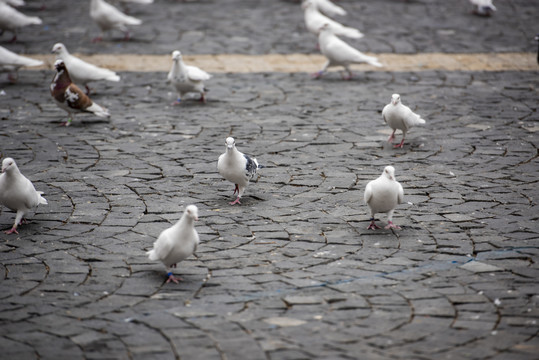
[1,0,538,359]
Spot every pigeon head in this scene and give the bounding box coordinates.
[383,166,396,181]
[225,137,235,150]
[54,59,67,71]
[185,205,199,221]
[51,43,67,55]
[1,157,17,173]
[172,50,182,61]
[391,94,401,106]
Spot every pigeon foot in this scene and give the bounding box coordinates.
[171,98,181,106]
[229,197,241,205]
[5,227,19,235]
[385,221,401,230]
[91,36,103,43]
[393,140,405,148]
[367,219,381,230]
[166,272,182,284]
[311,71,324,79]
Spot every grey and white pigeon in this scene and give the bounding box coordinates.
[0,45,43,82]
[314,23,382,80]
[50,60,111,126]
[51,43,120,94]
[307,0,346,18]
[167,50,211,104]
[382,94,426,148]
[90,0,142,42]
[302,0,362,39]
[147,205,199,284]
[217,137,262,205]
[0,157,47,235]
[0,1,42,42]
[364,166,403,230]
[470,0,496,16]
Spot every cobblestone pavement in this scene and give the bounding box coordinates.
[1,0,538,359]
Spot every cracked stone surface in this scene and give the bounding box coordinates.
[1,0,538,359]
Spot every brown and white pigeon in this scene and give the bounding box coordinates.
[0,45,43,82]
[0,1,42,42]
[50,60,111,126]
[364,166,404,230]
[90,0,142,42]
[382,94,426,148]
[0,157,47,235]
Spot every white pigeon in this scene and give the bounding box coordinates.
[90,0,142,42]
[307,0,346,18]
[469,0,496,16]
[118,0,153,3]
[0,45,43,82]
[51,43,120,94]
[0,2,42,42]
[217,137,262,205]
[0,158,48,235]
[364,166,403,230]
[167,50,211,104]
[314,24,382,80]
[147,205,199,284]
[302,0,362,39]
[382,94,426,148]
[0,0,26,7]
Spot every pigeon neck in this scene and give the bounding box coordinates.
[177,214,194,228]
[53,69,72,90]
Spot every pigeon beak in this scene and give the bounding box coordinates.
[194,217,199,221]
[227,145,233,150]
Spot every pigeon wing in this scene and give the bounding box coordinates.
[186,65,211,82]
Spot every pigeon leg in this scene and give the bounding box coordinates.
[233,184,239,195]
[166,272,182,284]
[387,130,396,143]
[312,61,329,79]
[7,210,25,234]
[123,31,131,41]
[367,218,381,230]
[60,117,73,127]
[85,85,91,95]
[9,33,17,43]
[199,93,207,103]
[385,221,401,230]
[229,197,241,205]
[343,66,354,80]
[7,72,18,83]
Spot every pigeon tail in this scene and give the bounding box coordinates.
[36,191,48,205]
[123,15,142,26]
[365,57,383,67]
[147,249,159,261]
[86,102,110,118]
[106,74,121,82]
[339,27,364,39]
